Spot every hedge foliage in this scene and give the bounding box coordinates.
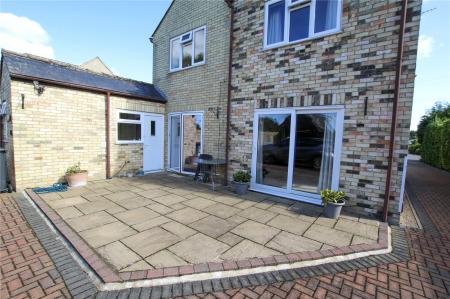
[421,118,450,171]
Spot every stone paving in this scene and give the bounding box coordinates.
[37,173,380,273]
[1,161,449,298]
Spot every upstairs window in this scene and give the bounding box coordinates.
[170,26,206,72]
[264,0,341,48]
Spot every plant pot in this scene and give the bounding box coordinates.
[323,200,345,219]
[233,181,249,195]
[65,171,88,188]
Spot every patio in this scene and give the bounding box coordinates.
[32,173,382,278]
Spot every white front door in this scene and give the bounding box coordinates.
[143,114,164,172]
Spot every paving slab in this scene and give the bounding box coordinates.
[335,218,379,240]
[66,211,117,232]
[169,233,230,263]
[266,231,322,254]
[231,220,280,245]
[351,235,377,245]
[304,224,353,247]
[189,216,237,238]
[74,199,120,214]
[221,240,280,260]
[122,227,180,258]
[145,250,189,268]
[212,195,243,206]
[166,207,209,224]
[104,191,137,202]
[132,216,171,232]
[217,232,244,247]
[161,221,197,238]
[97,241,141,270]
[183,197,217,210]
[267,214,312,235]
[238,206,277,223]
[80,222,136,248]
[204,203,241,219]
[146,203,174,214]
[114,196,153,210]
[47,196,88,209]
[56,206,83,219]
[138,189,170,200]
[114,208,160,225]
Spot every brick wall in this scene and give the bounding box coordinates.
[8,80,164,190]
[152,0,231,167]
[228,0,421,222]
[0,62,14,189]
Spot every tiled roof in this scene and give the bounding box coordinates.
[1,50,166,102]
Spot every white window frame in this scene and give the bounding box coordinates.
[169,26,206,72]
[116,110,143,144]
[167,111,204,175]
[250,105,344,205]
[264,0,342,49]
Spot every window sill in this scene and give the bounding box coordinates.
[116,141,143,145]
[169,61,205,74]
[263,29,342,51]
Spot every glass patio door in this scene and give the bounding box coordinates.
[252,108,343,204]
[168,112,203,174]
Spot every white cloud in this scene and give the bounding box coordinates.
[418,35,434,59]
[0,13,54,58]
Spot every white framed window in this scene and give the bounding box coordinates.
[170,26,206,72]
[117,111,142,143]
[264,0,342,49]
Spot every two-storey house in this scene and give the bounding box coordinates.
[152,0,421,223]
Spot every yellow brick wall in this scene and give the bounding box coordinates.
[9,80,164,190]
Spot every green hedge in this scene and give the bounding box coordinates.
[421,119,450,171]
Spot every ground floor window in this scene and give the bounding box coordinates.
[251,106,343,204]
[117,111,142,143]
[168,112,203,173]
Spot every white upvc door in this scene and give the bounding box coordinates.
[251,106,344,205]
[143,114,164,172]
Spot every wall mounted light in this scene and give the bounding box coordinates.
[33,81,45,96]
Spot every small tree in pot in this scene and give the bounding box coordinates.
[232,170,251,195]
[65,163,88,188]
[320,189,346,219]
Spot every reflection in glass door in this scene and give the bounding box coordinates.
[169,115,181,171]
[168,112,203,174]
[252,108,342,204]
[255,114,291,188]
[182,114,203,173]
[292,113,336,194]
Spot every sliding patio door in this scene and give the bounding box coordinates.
[168,112,203,174]
[252,107,343,204]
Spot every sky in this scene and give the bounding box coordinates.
[0,0,449,130]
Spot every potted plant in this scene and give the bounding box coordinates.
[232,170,251,195]
[65,163,88,187]
[320,189,346,219]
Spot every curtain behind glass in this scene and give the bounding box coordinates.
[314,0,338,33]
[267,1,285,45]
[318,113,336,191]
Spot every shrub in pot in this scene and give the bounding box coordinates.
[65,163,88,188]
[232,170,251,195]
[320,189,346,219]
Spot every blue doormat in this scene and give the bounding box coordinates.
[32,183,68,194]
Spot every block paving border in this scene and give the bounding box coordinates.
[25,189,390,284]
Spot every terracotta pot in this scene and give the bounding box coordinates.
[65,171,88,187]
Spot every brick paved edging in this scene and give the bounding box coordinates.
[18,191,411,298]
[25,189,390,284]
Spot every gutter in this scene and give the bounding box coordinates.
[10,73,166,104]
[224,0,234,185]
[382,0,408,222]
